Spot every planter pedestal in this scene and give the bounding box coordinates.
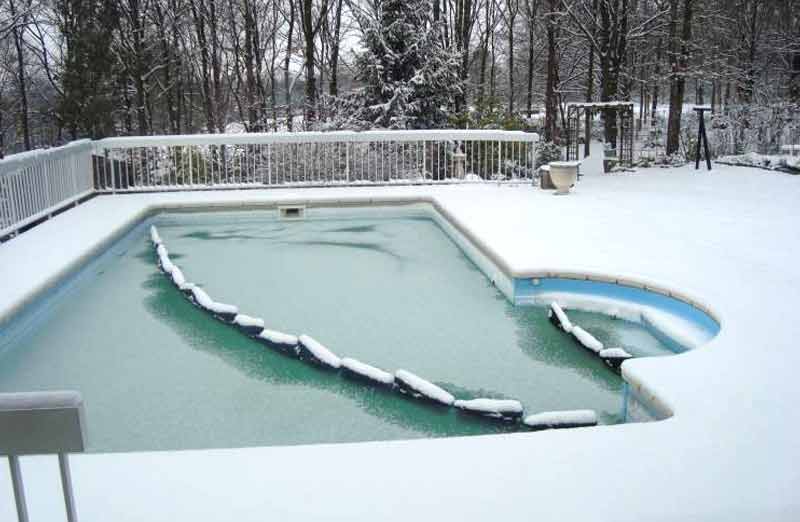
[548,161,581,194]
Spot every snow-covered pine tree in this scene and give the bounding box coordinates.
[334,0,462,130]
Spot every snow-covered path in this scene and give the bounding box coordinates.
[1,163,799,521]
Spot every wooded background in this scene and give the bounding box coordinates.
[1,0,798,159]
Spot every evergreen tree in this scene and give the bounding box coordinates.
[56,0,117,139]
[335,0,461,129]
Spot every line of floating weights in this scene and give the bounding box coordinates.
[548,301,633,371]
[150,225,598,431]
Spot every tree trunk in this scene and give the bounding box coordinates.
[525,0,537,115]
[507,2,517,114]
[666,0,693,155]
[9,0,31,150]
[189,0,216,133]
[301,0,317,126]
[544,0,557,142]
[329,0,344,96]
[651,37,661,122]
[585,0,596,156]
[244,0,258,130]
[284,0,295,131]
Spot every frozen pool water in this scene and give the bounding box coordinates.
[0,204,674,452]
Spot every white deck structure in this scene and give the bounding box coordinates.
[1,161,799,521]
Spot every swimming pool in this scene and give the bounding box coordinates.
[0,204,676,452]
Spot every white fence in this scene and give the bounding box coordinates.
[1,130,539,237]
[93,130,538,191]
[0,140,94,238]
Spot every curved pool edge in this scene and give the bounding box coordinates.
[0,191,723,428]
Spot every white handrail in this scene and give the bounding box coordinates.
[1,130,540,238]
[94,129,539,192]
[1,141,94,238]
[95,130,540,148]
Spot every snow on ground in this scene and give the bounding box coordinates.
[1,162,800,521]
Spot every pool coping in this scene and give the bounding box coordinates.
[1,191,721,423]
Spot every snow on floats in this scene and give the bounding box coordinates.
[257,329,299,352]
[395,370,455,406]
[233,314,266,335]
[170,266,192,291]
[149,225,162,246]
[298,335,342,369]
[523,410,598,431]
[146,224,612,431]
[548,302,573,332]
[190,286,239,320]
[537,292,711,352]
[454,398,524,420]
[341,358,394,386]
[571,326,604,354]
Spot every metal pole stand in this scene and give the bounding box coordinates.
[694,106,712,171]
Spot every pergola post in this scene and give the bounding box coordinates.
[565,101,635,171]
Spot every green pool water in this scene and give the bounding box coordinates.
[0,205,672,452]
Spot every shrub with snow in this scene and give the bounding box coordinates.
[535,141,563,169]
[327,0,461,130]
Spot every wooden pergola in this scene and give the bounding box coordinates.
[565,101,635,169]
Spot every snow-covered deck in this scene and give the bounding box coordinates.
[2,164,799,521]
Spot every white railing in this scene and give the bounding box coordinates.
[1,130,539,237]
[93,130,539,192]
[0,140,94,238]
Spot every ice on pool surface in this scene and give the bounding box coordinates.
[0,207,675,451]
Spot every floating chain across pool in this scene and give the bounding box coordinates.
[149,224,601,432]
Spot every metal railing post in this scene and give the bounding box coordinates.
[345,142,350,183]
[8,455,29,522]
[1,391,85,522]
[59,453,78,522]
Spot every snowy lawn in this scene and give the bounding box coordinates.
[1,162,799,521]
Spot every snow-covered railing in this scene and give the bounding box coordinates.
[0,140,94,238]
[93,130,539,191]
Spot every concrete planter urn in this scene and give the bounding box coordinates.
[548,161,581,194]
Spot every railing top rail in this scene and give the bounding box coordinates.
[0,140,93,173]
[0,390,86,455]
[95,129,540,148]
